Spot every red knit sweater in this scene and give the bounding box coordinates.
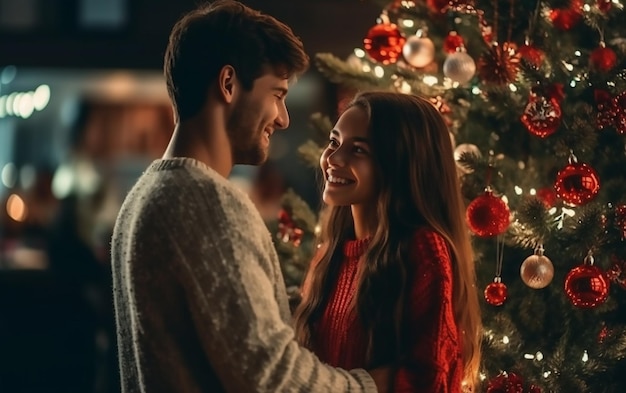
[311,228,463,393]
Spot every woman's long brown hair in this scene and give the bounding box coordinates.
[293,91,482,390]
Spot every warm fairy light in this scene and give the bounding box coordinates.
[575,50,582,57]
[6,193,27,222]
[543,371,551,378]
[524,353,534,359]
[563,61,574,71]
[399,81,411,94]
[530,188,537,195]
[502,335,510,344]
[401,19,414,28]
[508,83,517,92]
[354,48,365,58]
[536,351,544,361]
[423,75,438,86]
[374,66,385,78]
[583,4,591,11]
[472,86,481,95]
[582,350,589,362]
[514,186,523,195]
[362,64,371,73]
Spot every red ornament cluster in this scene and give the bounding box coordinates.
[277,209,303,247]
[595,90,626,135]
[486,371,542,393]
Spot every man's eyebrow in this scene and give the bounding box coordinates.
[273,87,288,96]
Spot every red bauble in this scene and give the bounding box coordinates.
[444,31,465,54]
[554,162,600,206]
[549,1,583,30]
[466,191,510,237]
[484,281,508,306]
[565,263,610,308]
[486,372,524,393]
[517,44,545,68]
[363,23,406,64]
[590,46,617,72]
[521,93,562,138]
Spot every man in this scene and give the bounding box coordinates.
[111,1,388,392]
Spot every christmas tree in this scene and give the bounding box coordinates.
[272,0,626,391]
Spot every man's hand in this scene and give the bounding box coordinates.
[368,366,393,393]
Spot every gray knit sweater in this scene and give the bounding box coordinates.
[111,157,377,393]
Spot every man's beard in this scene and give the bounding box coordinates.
[227,98,268,165]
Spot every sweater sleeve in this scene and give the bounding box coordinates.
[393,229,462,393]
[167,186,378,393]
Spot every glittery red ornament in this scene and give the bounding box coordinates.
[565,260,610,308]
[595,89,626,135]
[466,190,510,237]
[486,372,524,393]
[363,23,406,64]
[277,209,303,247]
[444,31,465,54]
[484,281,507,306]
[597,0,612,12]
[590,46,617,72]
[517,43,545,68]
[520,93,562,138]
[554,162,600,206]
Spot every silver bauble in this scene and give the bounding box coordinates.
[402,36,435,68]
[443,51,476,84]
[520,253,554,289]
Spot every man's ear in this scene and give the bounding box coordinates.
[218,65,238,104]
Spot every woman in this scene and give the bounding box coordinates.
[293,91,482,392]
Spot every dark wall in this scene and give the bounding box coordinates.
[0,0,380,70]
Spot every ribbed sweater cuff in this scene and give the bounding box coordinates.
[349,368,378,393]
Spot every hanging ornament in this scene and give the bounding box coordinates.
[554,153,601,206]
[565,251,610,308]
[485,278,507,306]
[520,244,554,289]
[590,42,617,73]
[607,257,626,290]
[595,89,626,135]
[277,208,303,247]
[477,42,521,85]
[402,32,435,68]
[517,42,545,68]
[549,1,583,30]
[520,89,562,138]
[363,21,406,64]
[466,188,510,237]
[443,49,476,85]
[443,31,465,54]
[486,371,524,393]
[454,143,481,174]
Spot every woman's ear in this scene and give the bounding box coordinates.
[218,65,238,104]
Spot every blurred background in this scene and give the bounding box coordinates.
[0,1,380,391]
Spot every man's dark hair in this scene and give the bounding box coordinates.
[164,0,309,121]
